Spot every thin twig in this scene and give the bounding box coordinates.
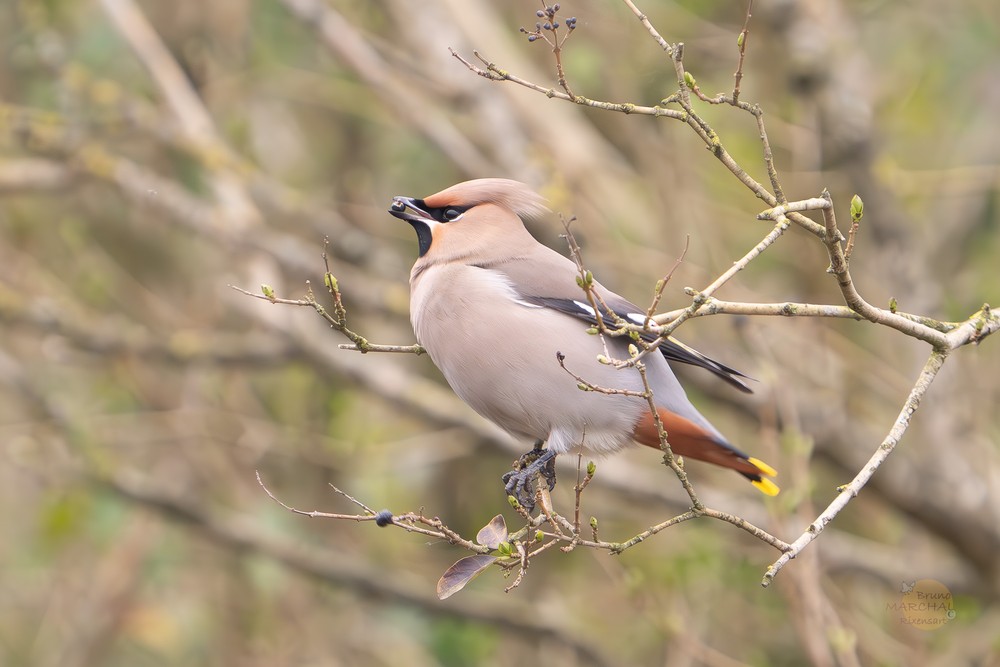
[229,284,425,355]
[608,511,699,553]
[505,541,530,592]
[449,49,683,119]
[528,532,570,559]
[634,217,791,364]
[556,352,647,398]
[644,236,690,329]
[258,471,493,552]
[844,218,861,263]
[620,0,674,55]
[520,0,578,100]
[634,360,702,506]
[560,217,633,338]
[732,0,754,103]
[326,483,376,515]
[752,105,786,204]
[561,456,590,553]
[536,485,565,539]
[700,508,790,552]
[257,471,376,521]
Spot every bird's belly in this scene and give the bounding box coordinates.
[448,360,644,453]
[413,278,647,454]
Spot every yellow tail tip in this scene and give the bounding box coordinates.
[748,457,779,495]
[752,478,781,496]
[748,457,778,478]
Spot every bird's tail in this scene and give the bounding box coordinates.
[633,407,780,495]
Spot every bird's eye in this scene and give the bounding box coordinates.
[443,208,461,221]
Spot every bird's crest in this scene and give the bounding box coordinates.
[423,178,549,220]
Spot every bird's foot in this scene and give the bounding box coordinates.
[501,444,557,512]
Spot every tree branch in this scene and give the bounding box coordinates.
[99,471,612,667]
[762,348,949,586]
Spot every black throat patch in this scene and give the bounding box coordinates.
[410,220,434,257]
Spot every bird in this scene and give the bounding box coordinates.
[388,178,778,509]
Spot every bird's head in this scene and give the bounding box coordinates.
[389,178,548,260]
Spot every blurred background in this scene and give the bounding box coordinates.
[1,0,998,665]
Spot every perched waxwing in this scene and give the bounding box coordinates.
[389,178,778,508]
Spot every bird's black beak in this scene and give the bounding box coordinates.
[389,196,432,223]
[390,196,435,258]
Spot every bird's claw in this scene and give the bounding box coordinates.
[501,445,557,512]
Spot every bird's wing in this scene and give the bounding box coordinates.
[483,247,754,394]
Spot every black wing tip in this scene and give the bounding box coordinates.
[729,375,756,394]
[658,337,756,394]
[520,296,758,394]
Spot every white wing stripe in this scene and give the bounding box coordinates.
[572,300,597,318]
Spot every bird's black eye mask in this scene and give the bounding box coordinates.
[389,196,472,256]
[389,197,470,223]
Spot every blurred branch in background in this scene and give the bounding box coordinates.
[1,0,999,665]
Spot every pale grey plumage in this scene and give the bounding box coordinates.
[395,179,720,452]
[388,178,779,495]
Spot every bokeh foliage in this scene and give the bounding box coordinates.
[1,1,999,665]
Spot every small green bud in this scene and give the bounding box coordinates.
[575,276,585,288]
[577,382,591,391]
[585,327,599,335]
[589,516,598,530]
[498,541,513,556]
[596,354,610,365]
[683,71,696,89]
[737,32,745,49]
[850,194,864,221]
[507,495,520,509]
[586,461,596,477]
[584,270,593,286]
[324,273,339,291]
[628,344,639,358]
[535,530,544,542]
[889,297,898,313]
[261,284,276,301]
[654,279,664,293]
